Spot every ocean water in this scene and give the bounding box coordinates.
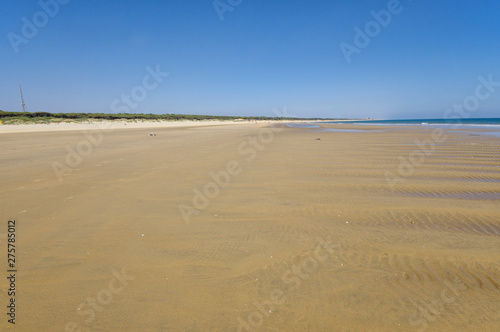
[323,118,500,126]
[321,118,500,138]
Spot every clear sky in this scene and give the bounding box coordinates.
[1,0,499,119]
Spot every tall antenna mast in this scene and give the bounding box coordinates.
[19,84,27,112]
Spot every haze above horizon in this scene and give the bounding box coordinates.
[1,0,499,119]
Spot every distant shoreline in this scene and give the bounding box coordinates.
[0,110,348,125]
[0,112,363,134]
[0,118,337,134]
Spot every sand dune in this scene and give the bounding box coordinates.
[0,122,499,331]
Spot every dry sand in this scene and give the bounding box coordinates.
[0,120,250,134]
[0,121,499,331]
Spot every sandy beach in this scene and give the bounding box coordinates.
[0,121,499,331]
[0,120,256,134]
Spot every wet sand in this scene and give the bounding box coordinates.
[0,122,499,331]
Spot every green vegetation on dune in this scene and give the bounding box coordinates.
[0,110,339,124]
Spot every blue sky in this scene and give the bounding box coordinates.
[1,0,499,119]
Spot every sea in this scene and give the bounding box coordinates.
[323,118,500,126]
[319,118,500,138]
